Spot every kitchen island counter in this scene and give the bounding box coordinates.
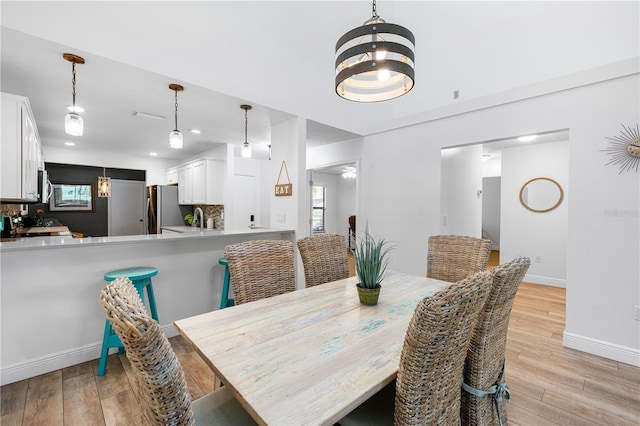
[0,227,292,252]
[0,227,295,385]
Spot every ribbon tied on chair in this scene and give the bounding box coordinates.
[461,363,510,426]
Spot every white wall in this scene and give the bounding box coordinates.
[482,177,501,249]
[482,156,502,177]
[501,141,569,287]
[270,117,307,287]
[315,70,639,366]
[440,145,483,237]
[359,126,443,277]
[306,138,363,170]
[43,145,171,185]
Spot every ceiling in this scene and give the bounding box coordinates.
[1,1,636,163]
[1,27,360,161]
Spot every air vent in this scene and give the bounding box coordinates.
[132,111,166,120]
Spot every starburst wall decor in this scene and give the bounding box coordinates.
[601,124,640,174]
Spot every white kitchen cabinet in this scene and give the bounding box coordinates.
[166,167,178,185]
[1,92,42,202]
[176,158,224,205]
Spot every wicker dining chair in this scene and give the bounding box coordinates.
[223,240,296,305]
[297,234,349,287]
[461,255,531,426]
[338,269,494,426]
[99,277,256,425]
[427,235,492,283]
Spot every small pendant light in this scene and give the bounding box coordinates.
[98,167,111,198]
[63,53,85,136]
[169,84,184,149]
[335,0,415,102]
[241,104,252,158]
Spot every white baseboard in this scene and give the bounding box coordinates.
[523,273,566,288]
[0,324,180,386]
[563,332,640,367]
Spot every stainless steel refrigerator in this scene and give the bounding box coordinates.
[146,185,185,234]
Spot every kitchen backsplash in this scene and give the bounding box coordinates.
[197,204,224,230]
[0,204,25,216]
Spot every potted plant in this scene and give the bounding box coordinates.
[354,229,394,305]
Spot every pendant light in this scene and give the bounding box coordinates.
[98,167,111,198]
[241,104,252,158]
[169,84,184,149]
[63,53,85,136]
[335,0,415,102]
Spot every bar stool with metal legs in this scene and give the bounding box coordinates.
[98,266,159,376]
[218,258,235,309]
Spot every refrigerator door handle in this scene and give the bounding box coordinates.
[144,198,150,234]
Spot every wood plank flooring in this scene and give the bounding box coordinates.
[2,253,639,425]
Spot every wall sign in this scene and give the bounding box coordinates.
[275,161,293,196]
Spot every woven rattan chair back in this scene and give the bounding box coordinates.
[394,270,494,425]
[427,235,492,283]
[297,234,349,287]
[461,255,531,426]
[223,240,296,305]
[100,277,195,425]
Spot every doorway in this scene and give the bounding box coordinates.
[108,180,145,236]
[309,162,357,238]
[440,129,569,287]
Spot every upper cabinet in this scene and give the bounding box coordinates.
[176,158,224,205]
[166,167,179,185]
[1,92,42,202]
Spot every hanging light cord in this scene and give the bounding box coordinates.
[244,108,248,143]
[174,89,179,130]
[71,61,77,109]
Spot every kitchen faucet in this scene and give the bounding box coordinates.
[193,207,204,230]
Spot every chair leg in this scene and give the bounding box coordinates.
[98,320,123,376]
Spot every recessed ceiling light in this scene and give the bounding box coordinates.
[149,152,158,156]
[482,154,491,161]
[190,129,201,134]
[66,105,85,113]
[64,141,76,146]
[518,135,538,142]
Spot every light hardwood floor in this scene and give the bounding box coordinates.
[2,256,639,425]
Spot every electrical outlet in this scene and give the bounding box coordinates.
[277,213,286,224]
[634,306,640,321]
[535,256,542,263]
[453,90,459,99]
[442,216,447,226]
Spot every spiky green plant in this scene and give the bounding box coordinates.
[354,230,394,289]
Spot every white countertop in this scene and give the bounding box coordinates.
[0,227,295,252]
[161,225,223,233]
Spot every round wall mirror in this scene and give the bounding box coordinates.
[519,177,564,213]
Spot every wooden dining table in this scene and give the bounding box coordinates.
[174,270,451,426]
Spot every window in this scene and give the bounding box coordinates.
[312,186,326,233]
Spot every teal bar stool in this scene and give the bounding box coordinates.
[218,258,235,309]
[98,266,159,376]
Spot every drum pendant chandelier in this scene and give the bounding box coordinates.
[335,0,415,102]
